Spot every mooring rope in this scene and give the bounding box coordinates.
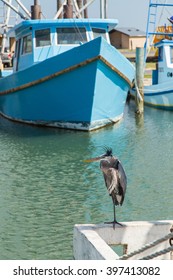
[140,246,173,260]
[134,79,143,101]
[118,232,173,260]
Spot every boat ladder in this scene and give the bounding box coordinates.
[145,0,173,60]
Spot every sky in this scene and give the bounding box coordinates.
[4,0,173,32]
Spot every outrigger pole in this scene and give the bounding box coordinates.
[0,0,30,19]
[73,0,95,18]
[15,0,31,18]
[54,0,95,19]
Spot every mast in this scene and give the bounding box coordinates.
[83,0,88,18]
[104,0,108,18]
[100,0,107,18]
[31,0,41,19]
[64,0,73,18]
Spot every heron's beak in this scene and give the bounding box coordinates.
[84,155,105,163]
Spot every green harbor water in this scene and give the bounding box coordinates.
[0,101,172,259]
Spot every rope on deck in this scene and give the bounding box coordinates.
[118,232,173,260]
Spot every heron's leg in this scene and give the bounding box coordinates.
[113,204,116,222]
[113,204,123,227]
[104,205,123,227]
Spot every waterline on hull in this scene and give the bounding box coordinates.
[0,112,124,131]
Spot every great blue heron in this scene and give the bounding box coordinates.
[85,147,127,227]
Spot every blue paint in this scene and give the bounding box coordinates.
[0,19,135,131]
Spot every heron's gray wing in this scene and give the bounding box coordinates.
[117,160,127,197]
[102,168,118,195]
[102,168,123,205]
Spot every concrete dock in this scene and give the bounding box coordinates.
[73,220,173,260]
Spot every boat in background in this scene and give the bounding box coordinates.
[132,0,173,110]
[143,39,173,109]
[0,1,135,131]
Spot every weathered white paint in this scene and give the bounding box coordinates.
[73,220,173,260]
[0,111,123,131]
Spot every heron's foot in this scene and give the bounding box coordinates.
[104,220,123,228]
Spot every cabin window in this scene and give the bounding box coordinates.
[22,34,32,54]
[158,46,163,61]
[35,29,51,47]
[92,28,107,40]
[170,46,173,63]
[56,28,87,44]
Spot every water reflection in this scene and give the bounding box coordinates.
[0,102,172,259]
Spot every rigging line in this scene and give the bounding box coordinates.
[54,0,67,19]
[157,0,167,25]
[14,0,31,18]
[73,0,82,18]
[68,2,91,43]
[0,0,28,19]
[64,15,88,43]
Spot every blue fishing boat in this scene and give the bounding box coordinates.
[0,15,134,131]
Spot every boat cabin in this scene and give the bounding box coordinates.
[153,39,173,84]
[10,19,118,72]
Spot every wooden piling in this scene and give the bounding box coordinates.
[135,47,144,114]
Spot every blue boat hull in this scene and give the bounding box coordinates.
[143,81,173,110]
[0,37,134,131]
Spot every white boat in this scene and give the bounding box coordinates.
[132,0,173,110]
[144,39,173,109]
